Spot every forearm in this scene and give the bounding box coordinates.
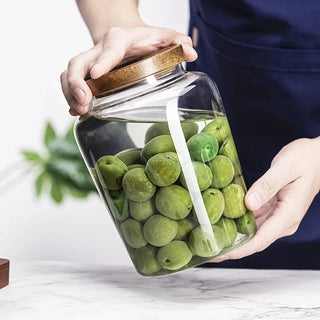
[76,0,145,44]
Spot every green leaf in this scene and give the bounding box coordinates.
[47,138,82,160]
[44,122,57,148]
[46,158,96,192]
[50,179,63,204]
[69,188,89,199]
[35,171,47,197]
[22,151,41,162]
[22,120,98,204]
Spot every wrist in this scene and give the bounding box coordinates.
[92,19,146,45]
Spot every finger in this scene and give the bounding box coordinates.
[253,196,277,227]
[65,49,99,113]
[61,70,90,115]
[245,159,299,211]
[210,212,289,263]
[129,26,198,62]
[212,183,305,262]
[60,70,74,106]
[90,28,132,79]
[90,26,198,80]
[69,108,78,116]
[61,71,84,112]
[171,33,198,62]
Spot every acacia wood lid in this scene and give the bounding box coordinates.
[86,45,185,96]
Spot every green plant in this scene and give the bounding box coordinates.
[22,122,97,203]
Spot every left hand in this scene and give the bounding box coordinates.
[211,137,320,262]
[60,26,197,116]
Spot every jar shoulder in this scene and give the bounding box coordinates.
[88,71,222,122]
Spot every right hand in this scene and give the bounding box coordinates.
[60,26,198,116]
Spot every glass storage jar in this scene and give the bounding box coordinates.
[74,45,257,276]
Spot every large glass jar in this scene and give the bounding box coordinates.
[74,45,257,276]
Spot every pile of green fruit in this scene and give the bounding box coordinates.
[95,116,257,276]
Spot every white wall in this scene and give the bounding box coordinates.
[0,0,189,266]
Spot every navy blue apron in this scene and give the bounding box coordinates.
[187,0,320,269]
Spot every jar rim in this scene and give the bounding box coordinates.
[86,45,185,97]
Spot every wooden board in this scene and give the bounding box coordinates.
[0,259,9,289]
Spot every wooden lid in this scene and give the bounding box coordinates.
[86,45,185,96]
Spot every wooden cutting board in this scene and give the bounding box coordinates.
[0,259,9,289]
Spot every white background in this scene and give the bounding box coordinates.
[0,0,189,266]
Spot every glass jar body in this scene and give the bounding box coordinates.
[74,65,256,276]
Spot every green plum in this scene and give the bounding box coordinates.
[145,122,199,143]
[115,148,142,166]
[201,115,231,146]
[143,214,178,247]
[194,188,224,224]
[129,197,156,222]
[215,216,238,247]
[219,138,242,175]
[122,168,156,202]
[96,155,128,190]
[188,226,224,257]
[141,135,175,161]
[187,132,219,162]
[235,210,257,234]
[179,161,212,191]
[209,155,235,189]
[211,224,226,251]
[157,240,192,270]
[127,164,145,170]
[232,174,248,192]
[120,219,147,249]
[145,152,181,187]
[155,185,192,220]
[174,218,196,240]
[109,189,129,221]
[165,151,179,160]
[222,183,247,218]
[133,246,161,276]
[219,138,238,164]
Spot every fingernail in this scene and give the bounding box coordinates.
[91,63,99,70]
[74,88,85,103]
[90,63,100,75]
[246,192,261,210]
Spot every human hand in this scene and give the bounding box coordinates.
[211,137,320,262]
[60,26,197,116]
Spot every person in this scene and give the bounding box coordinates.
[60,0,320,269]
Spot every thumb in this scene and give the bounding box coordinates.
[245,160,298,211]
